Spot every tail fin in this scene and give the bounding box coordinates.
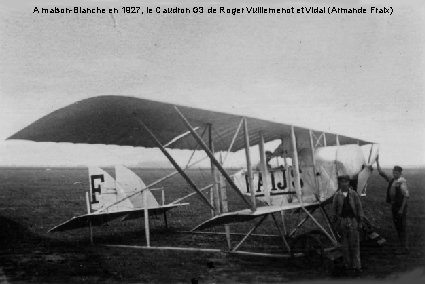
[87,167,133,212]
[115,165,159,208]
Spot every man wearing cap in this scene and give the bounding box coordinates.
[331,174,364,274]
[376,160,409,253]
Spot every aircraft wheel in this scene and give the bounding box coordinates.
[290,232,326,267]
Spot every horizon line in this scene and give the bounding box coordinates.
[0,164,424,169]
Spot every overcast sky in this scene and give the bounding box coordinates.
[0,0,424,167]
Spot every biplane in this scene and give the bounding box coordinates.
[8,95,380,256]
[48,165,188,243]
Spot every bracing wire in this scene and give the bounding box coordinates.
[184,125,208,169]
[222,118,244,166]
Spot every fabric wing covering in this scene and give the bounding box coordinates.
[115,165,159,209]
[293,144,380,200]
[8,96,372,151]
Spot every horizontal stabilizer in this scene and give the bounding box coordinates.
[49,210,131,232]
[193,203,319,231]
[49,203,188,232]
[121,203,188,221]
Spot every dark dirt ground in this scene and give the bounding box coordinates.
[0,166,424,283]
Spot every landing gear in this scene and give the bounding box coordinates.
[290,230,335,267]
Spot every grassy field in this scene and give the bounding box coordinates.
[0,166,424,283]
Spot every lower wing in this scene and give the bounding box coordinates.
[193,202,320,231]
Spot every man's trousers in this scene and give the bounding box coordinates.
[337,217,361,269]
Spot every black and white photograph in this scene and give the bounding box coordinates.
[0,0,424,283]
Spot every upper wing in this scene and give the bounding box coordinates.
[8,96,372,152]
[193,203,320,231]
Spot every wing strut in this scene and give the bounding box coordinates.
[243,118,257,211]
[208,124,220,216]
[309,130,338,241]
[85,192,94,244]
[309,129,321,198]
[301,206,338,246]
[281,136,292,192]
[290,126,303,201]
[174,107,254,211]
[232,215,268,251]
[134,115,214,210]
[143,189,150,247]
[258,133,271,205]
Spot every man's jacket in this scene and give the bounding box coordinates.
[331,188,364,222]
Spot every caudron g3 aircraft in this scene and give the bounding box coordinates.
[8,95,380,256]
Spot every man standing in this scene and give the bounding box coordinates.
[332,175,364,274]
[376,160,409,254]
